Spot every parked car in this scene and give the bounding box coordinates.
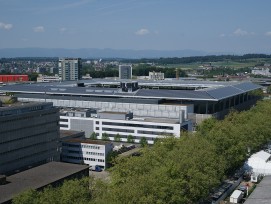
[90,165,102,172]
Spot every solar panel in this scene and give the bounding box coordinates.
[86,89,94,92]
[233,82,262,92]
[205,86,243,100]
[136,89,214,100]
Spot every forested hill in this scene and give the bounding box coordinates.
[122,54,271,64]
[1,54,271,63]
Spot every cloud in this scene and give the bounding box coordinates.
[135,28,150,35]
[233,28,254,36]
[33,26,44,32]
[0,22,13,30]
[265,31,271,36]
[59,27,67,32]
[220,33,226,37]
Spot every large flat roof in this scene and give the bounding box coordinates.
[0,79,261,102]
[0,162,89,203]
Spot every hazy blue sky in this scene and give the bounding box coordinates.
[0,0,271,53]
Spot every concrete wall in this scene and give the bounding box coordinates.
[70,118,94,138]
[19,97,194,120]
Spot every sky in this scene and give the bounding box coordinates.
[0,0,271,54]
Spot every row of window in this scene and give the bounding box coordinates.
[137,130,174,136]
[1,149,50,165]
[86,152,104,156]
[66,150,104,156]
[102,122,174,130]
[0,129,58,145]
[0,140,57,156]
[60,124,69,128]
[81,145,101,149]
[62,155,105,162]
[106,133,157,141]
[60,118,69,122]
[0,111,57,124]
[102,127,134,133]
[62,143,101,150]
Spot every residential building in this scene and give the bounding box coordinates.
[0,101,60,175]
[149,71,164,80]
[58,58,82,81]
[119,65,132,79]
[251,67,271,76]
[37,74,61,83]
[61,139,113,169]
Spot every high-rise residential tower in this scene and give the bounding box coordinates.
[58,58,82,81]
[119,65,132,79]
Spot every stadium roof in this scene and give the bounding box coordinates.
[0,80,261,102]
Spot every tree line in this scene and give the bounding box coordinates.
[82,64,187,78]
[121,54,271,64]
[13,100,271,204]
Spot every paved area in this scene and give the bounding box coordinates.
[89,170,110,181]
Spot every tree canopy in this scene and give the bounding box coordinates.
[13,100,271,204]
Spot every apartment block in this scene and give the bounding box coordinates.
[59,58,82,81]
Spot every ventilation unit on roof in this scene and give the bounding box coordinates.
[120,81,139,92]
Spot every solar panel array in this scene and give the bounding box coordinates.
[136,89,214,100]
[204,86,243,100]
[0,81,262,101]
[202,82,262,100]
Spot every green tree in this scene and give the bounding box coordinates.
[139,137,148,147]
[13,189,39,204]
[13,177,92,204]
[102,132,109,141]
[106,150,119,168]
[127,135,134,143]
[90,132,97,140]
[114,133,121,142]
[107,136,225,204]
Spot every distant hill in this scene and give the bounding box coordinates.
[0,48,208,58]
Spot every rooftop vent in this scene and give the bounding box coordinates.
[120,81,139,92]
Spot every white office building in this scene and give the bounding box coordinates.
[61,139,113,169]
[59,108,192,144]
